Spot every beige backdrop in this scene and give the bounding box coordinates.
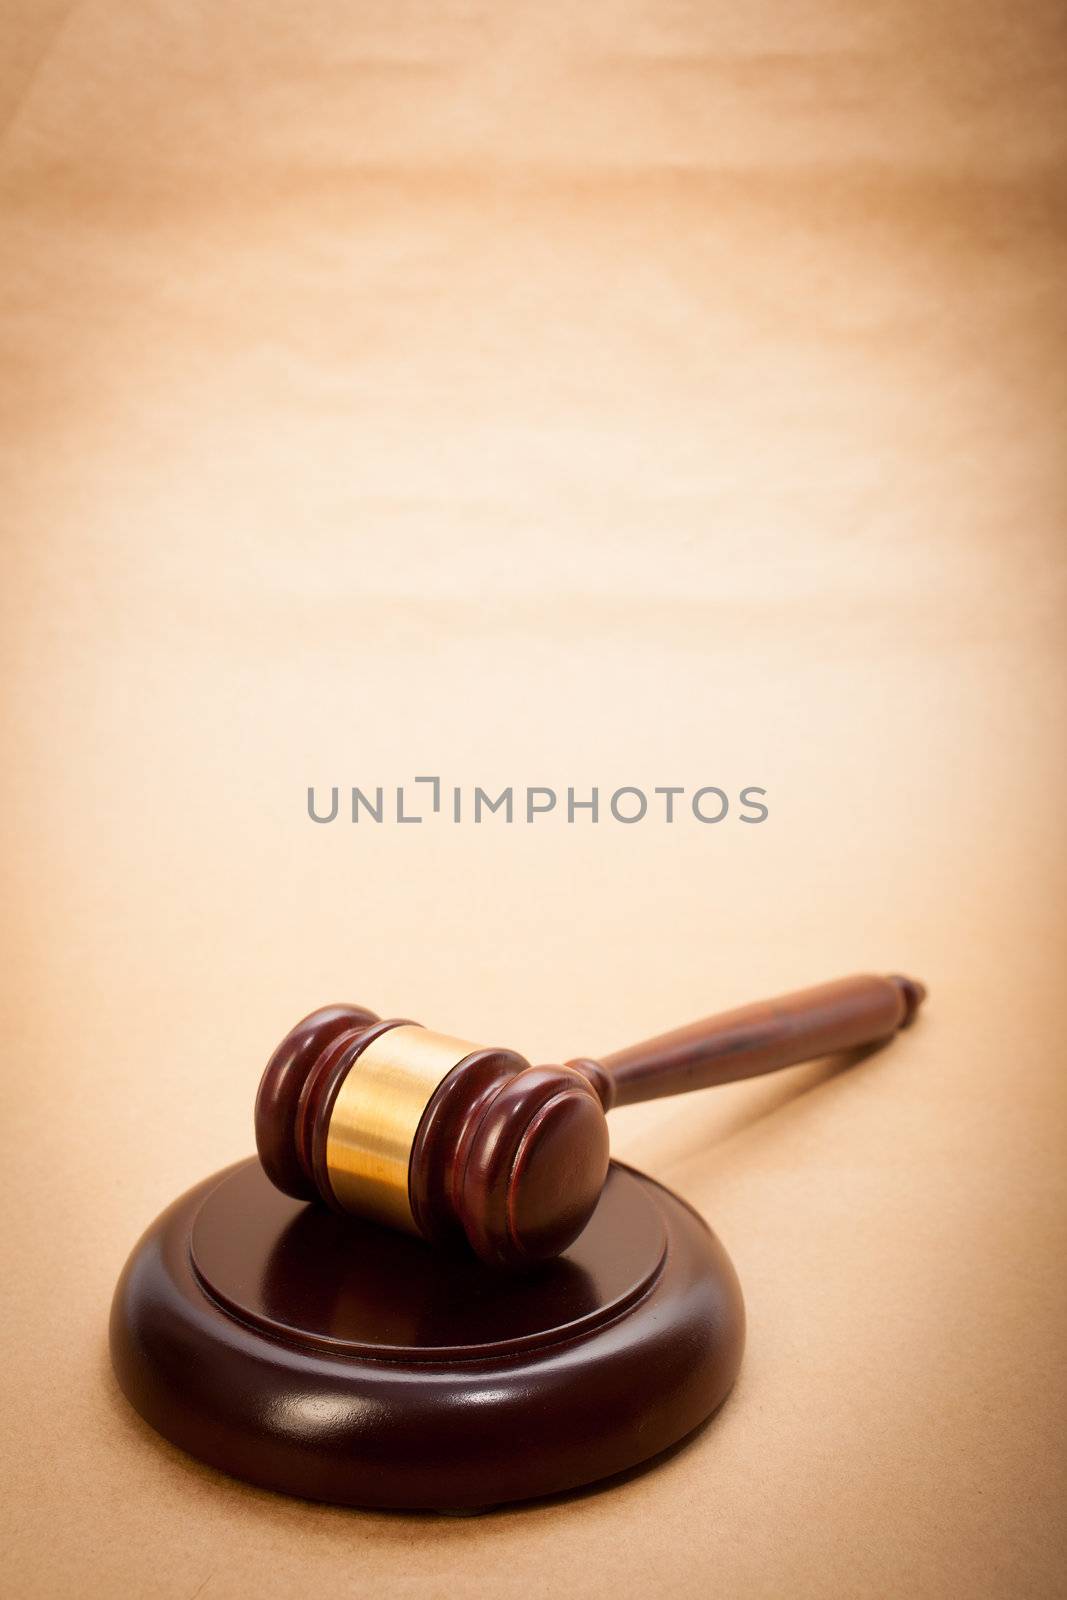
[2,3,1065,1598]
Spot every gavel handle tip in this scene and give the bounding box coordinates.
[889,974,927,1027]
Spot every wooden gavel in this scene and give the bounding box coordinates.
[256,972,926,1269]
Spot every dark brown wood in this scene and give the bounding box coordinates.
[109,1157,745,1510]
[115,974,925,1503]
[579,973,927,1110]
[408,1046,530,1248]
[454,1065,610,1269]
[254,1003,379,1199]
[255,974,926,1269]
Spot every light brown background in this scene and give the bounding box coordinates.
[2,3,1065,1597]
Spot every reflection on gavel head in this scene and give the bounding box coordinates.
[255,974,926,1270]
[255,1007,610,1269]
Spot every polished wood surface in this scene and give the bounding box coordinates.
[110,1158,745,1510]
[253,1003,380,1201]
[257,974,925,1267]
[585,974,926,1109]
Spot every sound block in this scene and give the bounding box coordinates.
[110,1159,745,1511]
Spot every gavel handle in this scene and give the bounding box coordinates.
[570,974,926,1111]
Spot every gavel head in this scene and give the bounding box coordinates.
[255,1005,611,1269]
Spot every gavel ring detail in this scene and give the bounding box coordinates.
[255,972,926,1269]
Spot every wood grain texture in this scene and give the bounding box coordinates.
[257,976,922,1266]
[589,974,925,1108]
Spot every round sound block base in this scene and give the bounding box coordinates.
[110,1159,745,1510]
